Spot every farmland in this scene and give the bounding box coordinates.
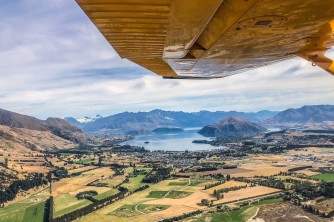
[188,198,283,222]
[252,202,333,222]
[311,173,334,182]
[147,190,193,199]
[0,130,333,222]
[53,194,92,218]
[0,191,49,222]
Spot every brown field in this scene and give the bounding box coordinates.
[275,175,319,184]
[99,175,126,187]
[313,198,334,215]
[52,180,88,196]
[52,167,114,197]
[196,168,253,176]
[81,167,114,177]
[296,169,321,176]
[202,181,247,195]
[150,205,196,219]
[47,157,66,167]
[251,202,332,222]
[10,165,50,173]
[195,164,289,178]
[215,186,281,205]
[238,165,290,177]
[76,178,206,222]
[251,154,288,163]
[146,190,211,209]
[67,166,98,174]
[69,186,112,196]
[288,147,334,155]
[75,177,281,222]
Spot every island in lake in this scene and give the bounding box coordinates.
[152,127,184,134]
[192,139,211,144]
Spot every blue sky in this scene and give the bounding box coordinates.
[0,0,334,119]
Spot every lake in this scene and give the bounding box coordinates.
[120,127,225,151]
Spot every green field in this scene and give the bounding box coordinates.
[54,194,92,218]
[0,191,49,222]
[189,179,208,186]
[311,173,334,182]
[168,179,207,187]
[135,167,152,172]
[111,204,170,217]
[137,204,170,213]
[252,198,283,206]
[22,201,46,222]
[147,190,193,199]
[110,204,140,217]
[168,181,188,186]
[93,188,120,201]
[125,175,149,192]
[212,205,257,222]
[0,201,46,222]
[74,158,95,164]
[213,198,283,222]
[192,198,283,222]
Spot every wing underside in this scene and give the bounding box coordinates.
[76,0,334,78]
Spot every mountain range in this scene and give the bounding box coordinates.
[65,105,334,135]
[1,105,333,154]
[270,105,334,124]
[65,109,278,135]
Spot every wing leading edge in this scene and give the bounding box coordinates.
[76,0,334,78]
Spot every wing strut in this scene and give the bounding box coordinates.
[298,20,334,76]
[299,51,334,76]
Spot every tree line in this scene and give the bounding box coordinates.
[213,185,247,200]
[142,167,171,184]
[0,174,48,204]
[158,210,203,222]
[204,180,224,190]
[52,188,128,222]
[44,196,53,222]
[131,185,149,193]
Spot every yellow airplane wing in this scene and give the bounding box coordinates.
[76,0,334,79]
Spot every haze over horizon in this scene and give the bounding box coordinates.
[1,0,334,119]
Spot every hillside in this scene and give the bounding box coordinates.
[72,109,277,135]
[0,108,94,146]
[0,108,47,131]
[0,125,77,154]
[271,105,334,124]
[44,118,94,145]
[198,117,267,137]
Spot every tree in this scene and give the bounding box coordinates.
[201,199,210,206]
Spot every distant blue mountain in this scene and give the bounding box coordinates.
[65,109,279,135]
[270,105,334,123]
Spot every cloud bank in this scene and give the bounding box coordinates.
[0,0,333,119]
